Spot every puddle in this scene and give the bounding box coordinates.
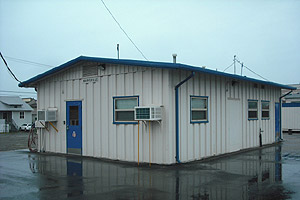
[1,134,300,199]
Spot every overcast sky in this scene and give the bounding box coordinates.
[1,0,300,98]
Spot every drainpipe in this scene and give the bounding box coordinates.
[175,72,195,163]
[279,90,293,140]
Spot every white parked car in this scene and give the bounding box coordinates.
[19,123,32,131]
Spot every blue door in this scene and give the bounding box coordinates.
[275,103,280,141]
[66,101,82,155]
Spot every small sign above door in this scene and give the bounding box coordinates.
[82,77,98,83]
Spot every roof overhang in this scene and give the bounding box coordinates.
[19,56,296,90]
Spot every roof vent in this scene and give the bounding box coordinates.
[83,65,98,77]
[172,54,177,63]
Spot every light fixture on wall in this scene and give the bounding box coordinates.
[231,80,239,86]
[98,64,105,70]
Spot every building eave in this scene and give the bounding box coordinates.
[18,56,296,90]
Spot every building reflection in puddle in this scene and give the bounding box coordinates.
[67,159,83,197]
[27,145,285,199]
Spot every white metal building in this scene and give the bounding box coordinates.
[19,56,295,164]
[282,103,300,132]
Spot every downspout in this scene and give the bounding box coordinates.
[175,72,195,163]
[279,90,293,140]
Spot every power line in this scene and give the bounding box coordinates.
[223,55,269,81]
[100,0,148,61]
[0,52,21,83]
[223,62,234,72]
[235,58,269,81]
[244,65,269,81]
[4,56,53,68]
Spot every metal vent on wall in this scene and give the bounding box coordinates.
[82,65,98,77]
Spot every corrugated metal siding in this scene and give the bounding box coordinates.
[37,62,281,164]
[282,106,300,130]
[170,70,281,163]
[37,63,172,164]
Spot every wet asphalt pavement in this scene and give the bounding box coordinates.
[0,133,300,200]
[0,132,28,151]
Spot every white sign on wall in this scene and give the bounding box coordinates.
[82,77,98,83]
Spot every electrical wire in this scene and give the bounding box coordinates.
[4,56,53,68]
[223,62,234,72]
[244,65,269,81]
[235,58,269,81]
[0,52,21,83]
[100,0,148,61]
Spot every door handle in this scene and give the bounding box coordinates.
[67,125,69,131]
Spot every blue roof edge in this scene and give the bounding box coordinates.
[18,56,296,90]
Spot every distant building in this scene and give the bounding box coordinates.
[282,84,300,103]
[22,97,37,122]
[19,56,295,164]
[281,84,300,132]
[284,93,300,103]
[0,96,33,131]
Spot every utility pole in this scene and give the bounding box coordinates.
[233,55,236,74]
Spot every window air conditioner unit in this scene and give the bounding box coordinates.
[37,110,46,121]
[36,110,46,128]
[134,106,162,121]
[46,108,58,122]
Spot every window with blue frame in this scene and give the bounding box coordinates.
[190,96,208,123]
[261,101,270,119]
[248,100,258,120]
[113,96,138,124]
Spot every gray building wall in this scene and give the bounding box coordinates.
[12,111,32,129]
